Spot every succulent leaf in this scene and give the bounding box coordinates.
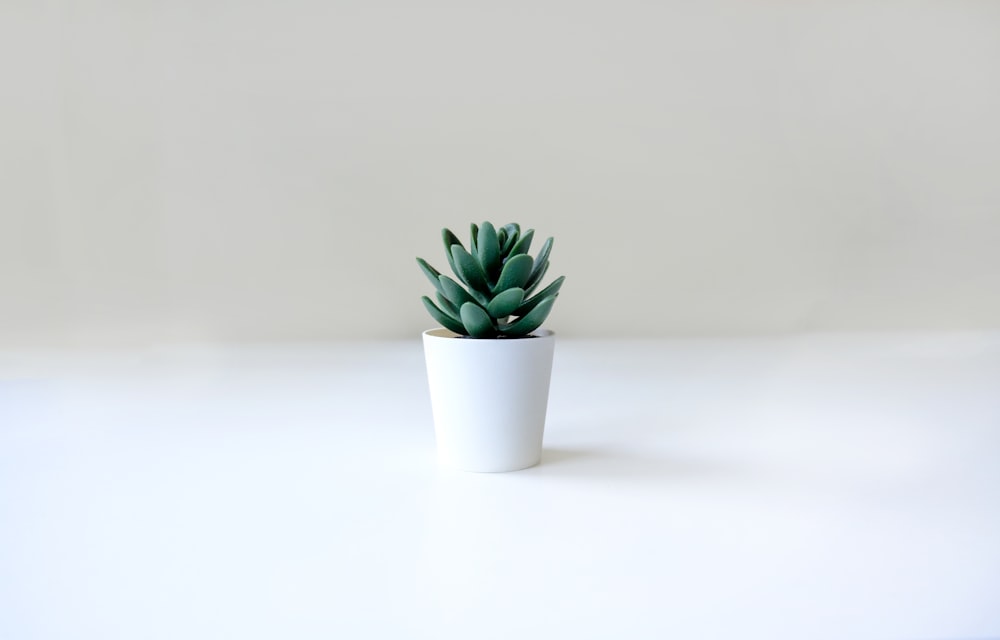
[436,292,460,318]
[442,228,463,277]
[460,302,495,338]
[422,296,468,335]
[530,237,553,282]
[469,223,479,255]
[501,223,520,254]
[509,228,534,256]
[493,253,534,293]
[416,258,444,293]
[477,221,502,280]
[516,275,564,316]
[523,260,549,296]
[441,276,490,309]
[451,244,490,293]
[442,228,463,250]
[487,287,525,318]
[439,275,480,308]
[501,294,557,337]
[501,223,520,241]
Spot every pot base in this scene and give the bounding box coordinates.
[440,454,542,474]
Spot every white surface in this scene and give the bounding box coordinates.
[5,2,1000,346]
[424,329,554,472]
[2,334,1000,639]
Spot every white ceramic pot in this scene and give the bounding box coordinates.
[422,328,556,472]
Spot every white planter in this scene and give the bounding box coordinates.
[422,328,556,472]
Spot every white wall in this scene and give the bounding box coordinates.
[2,1,999,346]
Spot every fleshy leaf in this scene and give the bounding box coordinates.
[439,275,480,308]
[451,244,490,293]
[529,237,552,282]
[442,228,463,250]
[436,292,460,318]
[422,296,468,335]
[477,221,501,280]
[509,228,534,256]
[523,260,549,296]
[416,257,444,293]
[442,228,463,277]
[501,223,520,254]
[501,294,557,337]
[516,275,564,316]
[460,302,495,338]
[469,223,479,256]
[493,253,533,293]
[487,287,524,319]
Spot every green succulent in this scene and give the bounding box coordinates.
[417,222,565,338]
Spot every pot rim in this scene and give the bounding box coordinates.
[423,328,554,340]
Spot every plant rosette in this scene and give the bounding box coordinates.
[416,222,565,472]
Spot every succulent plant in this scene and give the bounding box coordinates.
[417,222,565,338]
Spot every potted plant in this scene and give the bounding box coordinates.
[417,222,566,472]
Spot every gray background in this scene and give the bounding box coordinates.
[3,1,999,346]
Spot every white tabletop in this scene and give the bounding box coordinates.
[2,334,999,640]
